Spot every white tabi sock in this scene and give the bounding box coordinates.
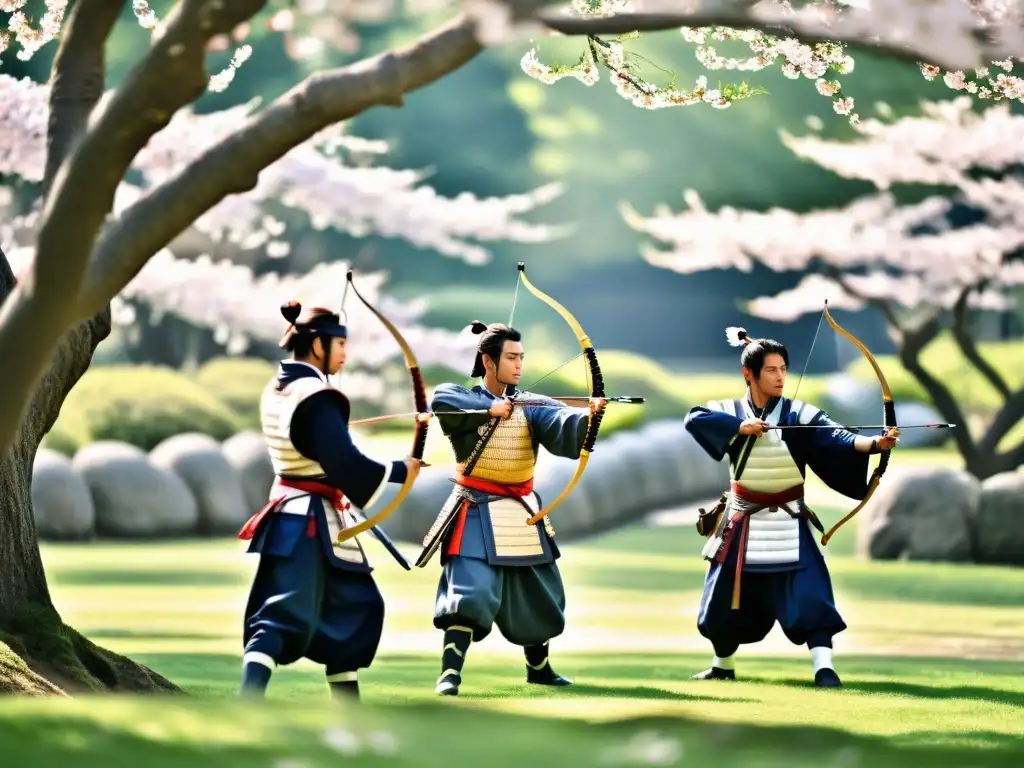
[811,646,834,673]
[713,654,734,671]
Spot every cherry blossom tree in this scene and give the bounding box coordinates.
[511,0,1024,126]
[0,0,572,696]
[0,0,1021,695]
[623,96,1024,479]
[1,74,564,393]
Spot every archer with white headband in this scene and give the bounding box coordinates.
[682,324,900,688]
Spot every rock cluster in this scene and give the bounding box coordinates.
[858,465,1024,565]
[32,422,730,544]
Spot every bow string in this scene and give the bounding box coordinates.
[335,269,428,544]
[792,300,898,546]
[512,262,607,526]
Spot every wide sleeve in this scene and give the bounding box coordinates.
[792,406,871,500]
[430,383,494,437]
[684,401,744,462]
[291,391,408,509]
[523,398,590,460]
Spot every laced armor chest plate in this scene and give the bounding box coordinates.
[459,406,535,485]
[261,376,331,478]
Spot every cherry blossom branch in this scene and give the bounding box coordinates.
[35,0,264,301]
[75,13,485,320]
[497,0,1021,74]
[112,253,477,373]
[0,0,267,452]
[625,181,1024,321]
[0,0,68,61]
[126,103,567,265]
[781,97,1024,190]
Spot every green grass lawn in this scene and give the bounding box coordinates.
[7,493,1021,766]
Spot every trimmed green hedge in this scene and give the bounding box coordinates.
[45,365,243,455]
[194,357,277,430]
[844,334,1024,410]
[45,334,1021,457]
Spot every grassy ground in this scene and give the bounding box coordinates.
[8,468,1021,766]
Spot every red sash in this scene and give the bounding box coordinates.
[238,478,350,540]
[446,475,535,556]
[729,482,804,505]
[719,483,805,610]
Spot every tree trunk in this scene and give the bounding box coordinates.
[0,256,181,695]
[894,306,1022,481]
[0,248,181,695]
[0,0,182,696]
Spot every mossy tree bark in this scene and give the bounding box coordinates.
[0,0,180,696]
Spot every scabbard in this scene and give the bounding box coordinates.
[415,487,470,568]
[369,525,411,571]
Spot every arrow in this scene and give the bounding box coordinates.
[349,395,645,427]
[767,423,955,430]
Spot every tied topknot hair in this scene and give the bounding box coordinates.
[725,326,753,347]
[278,301,342,350]
[281,301,302,325]
[469,320,521,378]
[279,301,303,349]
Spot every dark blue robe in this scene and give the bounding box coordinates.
[685,394,870,656]
[242,362,408,675]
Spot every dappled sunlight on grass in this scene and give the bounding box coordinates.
[27,509,1024,762]
[1,688,1017,767]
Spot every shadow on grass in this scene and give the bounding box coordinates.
[840,679,1024,709]
[561,682,758,704]
[1,696,1021,767]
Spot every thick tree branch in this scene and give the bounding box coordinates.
[41,0,125,197]
[496,0,1011,71]
[75,13,484,319]
[35,0,265,305]
[977,386,1024,459]
[0,0,266,454]
[894,316,982,463]
[1004,435,1024,473]
[23,0,124,446]
[952,283,1011,399]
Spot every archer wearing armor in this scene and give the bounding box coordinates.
[236,302,423,700]
[416,321,607,696]
[684,327,899,687]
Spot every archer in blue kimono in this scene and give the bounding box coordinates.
[237,302,422,700]
[415,320,606,696]
[684,327,899,687]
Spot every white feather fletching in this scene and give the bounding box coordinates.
[725,326,747,347]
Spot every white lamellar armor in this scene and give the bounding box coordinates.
[708,397,824,567]
[262,376,331,478]
[260,375,366,565]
